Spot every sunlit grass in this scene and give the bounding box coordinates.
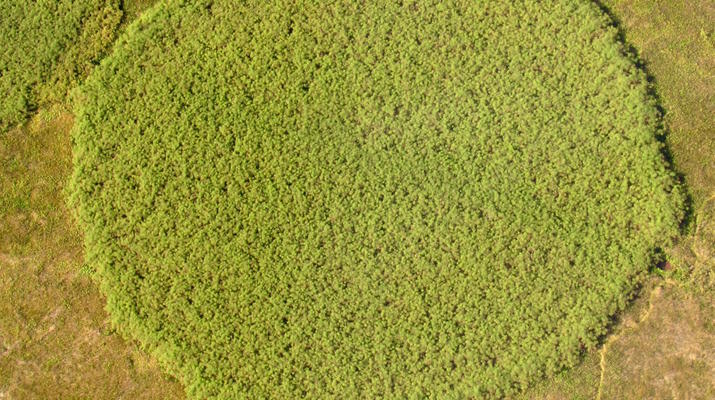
[70,1,685,397]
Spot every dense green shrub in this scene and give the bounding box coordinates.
[70,0,685,397]
[0,0,121,132]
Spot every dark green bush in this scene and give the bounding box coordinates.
[70,0,685,397]
[0,0,121,132]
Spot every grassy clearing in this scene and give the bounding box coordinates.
[0,109,183,399]
[600,282,714,399]
[521,278,714,400]
[599,0,714,295]
[70,1,684,397]
[0,0,123,133]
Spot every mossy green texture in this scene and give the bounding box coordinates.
[0,0,122,132]
[70,0,685,398]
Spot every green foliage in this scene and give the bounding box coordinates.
[69,0,685,398]
[0,0,122,132]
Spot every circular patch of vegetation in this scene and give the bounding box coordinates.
[70,0,684,397]
[0,0,122,132]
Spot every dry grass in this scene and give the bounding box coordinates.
[0,109,183,399]
[523,279,714,400]
[601,282,714,399]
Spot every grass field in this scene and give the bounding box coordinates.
[0,0,712,398]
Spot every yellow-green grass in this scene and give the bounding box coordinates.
[69,1,686,397]
[0,108,183,399]
[0,1,123,133]
[599,282,713,399]
[521,278,714,399]
[0,1,178,398]
[602,0,714,208]
[600,0,713,293]
[596,2,714,398]
[0,0,158,134]
[522,1,714,398]
[0,0,712,398]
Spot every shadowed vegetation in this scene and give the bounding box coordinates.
[0,0,123,132]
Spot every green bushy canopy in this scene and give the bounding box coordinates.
[0,0,121,132]
[70,0,684,397]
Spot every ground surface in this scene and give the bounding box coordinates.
[0,0,712,399]
[0,3,183,399]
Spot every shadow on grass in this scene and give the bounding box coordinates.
[539,11,703,394]
[594,0,695,236]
